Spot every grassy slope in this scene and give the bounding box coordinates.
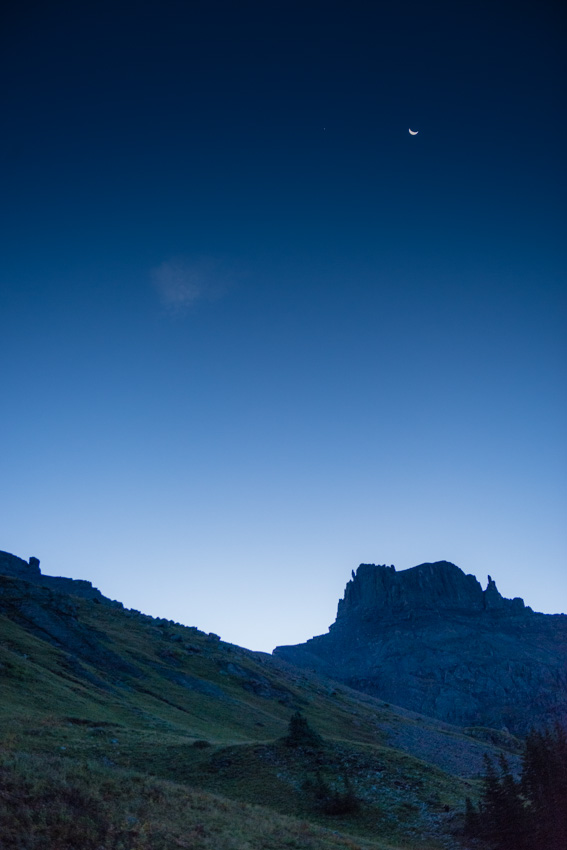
[0,579,519,848]
[0,750,395,850]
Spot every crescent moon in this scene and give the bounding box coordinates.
[409,129,418,135]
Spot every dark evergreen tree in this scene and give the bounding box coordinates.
[285,711,323,748]
[468,725,567,850]
[493,753,529,849]
[464,796,479,838]
[521,725,567,849]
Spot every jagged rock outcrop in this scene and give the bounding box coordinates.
[274,561,567,734]
[0,551,41,580]
[0,550,119,605]
[335,561,528,618]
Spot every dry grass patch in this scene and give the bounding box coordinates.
[0,750,401,850]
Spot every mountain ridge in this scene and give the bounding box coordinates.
[274,561,567,734]
[0,550,121,606]
[4,549,565,737]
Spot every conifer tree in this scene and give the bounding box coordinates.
[521,725,567,849]
[285,711,323,748]
[469,724,567,850]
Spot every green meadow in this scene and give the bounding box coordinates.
[0,578,516,848]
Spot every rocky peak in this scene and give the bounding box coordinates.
[274,560,562,733]
[0,551,41,580]
[333,561,528,626]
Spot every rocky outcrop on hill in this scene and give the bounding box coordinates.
[0,550,119,605]
[274,561,567,734]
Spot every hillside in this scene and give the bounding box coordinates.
[0,551,527,849]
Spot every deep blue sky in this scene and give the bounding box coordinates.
[2,0,565,651]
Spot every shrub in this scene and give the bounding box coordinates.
[304,771,361,816]
[285,712,323,749]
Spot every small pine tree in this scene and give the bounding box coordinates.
[479,752,502,840]
[494,753,529,849]
[464,796,479,838]
[285,711,323,748]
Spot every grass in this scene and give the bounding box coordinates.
[0,750,402,850]
[0,577,498,848]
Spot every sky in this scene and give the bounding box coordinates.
[1,0,565,652]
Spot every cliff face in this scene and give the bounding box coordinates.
[335,561,526,620]
[274,562,567,734]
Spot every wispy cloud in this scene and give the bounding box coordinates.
[151,257,232,313]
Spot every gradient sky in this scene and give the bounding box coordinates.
[1,0,565,652]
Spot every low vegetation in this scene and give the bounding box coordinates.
[0,750,386,850]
